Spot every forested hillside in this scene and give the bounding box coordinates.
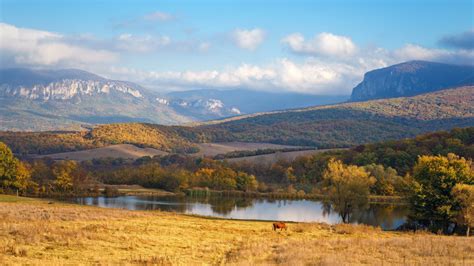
[0,123,198,155]
[1,86,472,155]
[197,87,474,147]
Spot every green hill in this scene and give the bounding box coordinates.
[1,86,472,155]
[197,86,474,147]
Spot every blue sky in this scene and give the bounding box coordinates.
[1,0,473,94]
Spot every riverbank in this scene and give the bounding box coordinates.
[1,194,472,265]
[14,186,406,203]
[184,188,407,203]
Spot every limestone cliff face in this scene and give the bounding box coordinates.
[350,61,474,101]
[0,79,143,101]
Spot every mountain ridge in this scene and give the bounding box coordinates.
[0,68,349,130]
[350,60,474,101]
[196,86,474,147]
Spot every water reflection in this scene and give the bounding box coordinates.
[72,195,408,230]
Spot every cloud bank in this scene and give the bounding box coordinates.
[1,23,473,95]
[0,23,117,67]
[439,29,474,50]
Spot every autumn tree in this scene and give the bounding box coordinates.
[0,141,32,194]
[52,160,78,192]
[451,184,474,236]
[322,159,376,223]
[195,167,237,190]
[409,153,474,233]
[236,172,258,191]
[364,164,403,196]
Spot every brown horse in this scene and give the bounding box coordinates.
[273,222,287,231]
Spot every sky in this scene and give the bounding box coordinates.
[0,0,473,95]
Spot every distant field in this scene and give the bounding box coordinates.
[195,142,304,157]
[1,195,472,264]
[225,148,342,163]
[31,144,168,161]
[30,142,310,161]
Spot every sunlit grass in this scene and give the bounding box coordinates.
[0,195,472,265]
[0,194,36,203]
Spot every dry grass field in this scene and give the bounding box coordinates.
[30,142,309,161]
[195,142,304,157]
[225,149,343,164]
[1,195,473,265]
[31,144,169,161]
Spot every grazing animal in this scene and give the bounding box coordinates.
[273,222,287,231]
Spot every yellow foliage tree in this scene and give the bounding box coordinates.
[452,184,474,236]
[322,158,376,223]
[52,160,78,192]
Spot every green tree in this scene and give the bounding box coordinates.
[410,153,474,233]
[0,141,32,194]
[322,159,376,223]
[236,172,258,191]
[451,184,474,236]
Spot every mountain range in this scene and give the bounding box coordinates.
[1,60,473,132]
[0,68,347,130]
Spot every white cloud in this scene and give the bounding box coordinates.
[231,28,266,51]
[143,11,176,22]
[116,33,171,53]
[107,58,369,95]
[2,22,473,95]
[103,37,474,95]
[0,23,118,67]
[392,43,474,65]
[282,32,357,57]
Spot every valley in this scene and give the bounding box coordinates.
[29,142,311,161]
[2,2,474,265]
[2,85,472,158]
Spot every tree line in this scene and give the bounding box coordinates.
[1,127,473,235]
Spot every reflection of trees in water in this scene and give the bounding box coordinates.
[209,197,254,215]
[127,196,192,212]
[154,195,255,215]
[350,204,409,229]
[320,201,408,229]
[322,201,332,217]
[74,196,408,229]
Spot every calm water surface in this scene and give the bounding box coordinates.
[72,195,408,230]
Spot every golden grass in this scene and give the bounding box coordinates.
[0,195,473,265]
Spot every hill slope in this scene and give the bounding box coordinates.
[350,61,474,101]
[0,123,197,155]
[2,87,473,154]
[197,86,474,147]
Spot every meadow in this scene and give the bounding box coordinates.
[1,194,472,265]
